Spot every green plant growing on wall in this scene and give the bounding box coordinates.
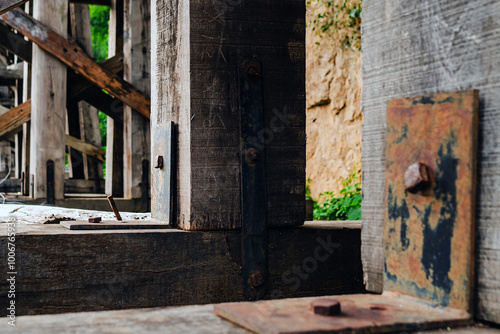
[312,168,362,220]
[307,0,362,50]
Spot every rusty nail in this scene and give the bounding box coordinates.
[88,217,102,224]
[311,298,341,316]
[154,155,164,169]
[245,148,260,165]
[107,195,123,221]
[249,271,265,288]
[404,161,431,193]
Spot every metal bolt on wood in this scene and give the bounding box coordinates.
[311,298,341,316]
[249,271,265,288]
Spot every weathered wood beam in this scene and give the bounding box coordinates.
[0,99,30,138]
[152,0,306,229]
[70,2,104,181]
[67,53,124,98]
[123,0,150,199]
[69,0,111,6]
[30,0,67,199]
[1,8,150,119]
[0,22,31,63]
[66,135,105,162]
[0,0,28,15]
[0,62,22,79]
[106,0,124,197]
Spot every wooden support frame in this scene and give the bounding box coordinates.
[151,0,306,229]
[123,0,150,199]
[0,8,150,119]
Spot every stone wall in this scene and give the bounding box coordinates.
[306,1,363,200]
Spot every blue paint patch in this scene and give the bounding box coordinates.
[420,132,458,306]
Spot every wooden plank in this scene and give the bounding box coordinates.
[66,134,105,162]
[70,0,111,6]
[61,220,169,230]
[0,99,30,138]
[105,0,124,197]
[0,8,150,119]
[152,0,305,230]
[123,0,150,199]
[0,22,31,63]
[0,0,27,15]
[64,179,104,194]
[29,0,67,199]
[384,90,478,312]
[70,3,103,182]
[0,219,363,316]
[0,305,497,334]
[361,0,500,324]
[20,0,31,196]
[67,53,124,100]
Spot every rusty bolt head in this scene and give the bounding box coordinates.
[247,66,260,78]
[245,148,260,165]
[249,271,265,288]
[404,162,431,193]
[154,155,164,169]
[88,217,102,224]
[311,298,341,316]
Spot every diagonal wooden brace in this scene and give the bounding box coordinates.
[1,8,150,119]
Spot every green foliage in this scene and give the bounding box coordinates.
[312,168,362,220]
[98,110,107,144]
[89,5,110,62]
[307,0,362,51]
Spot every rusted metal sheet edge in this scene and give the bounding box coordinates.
[214,294,472,334]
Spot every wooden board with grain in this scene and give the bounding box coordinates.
[0,8,150,119]
[0,0,26,15]
[384,90,478,312]
[152,0,305,230]
[123,0,151,199]
[361,0,500,324]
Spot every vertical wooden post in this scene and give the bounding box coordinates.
[21,0,32,196]
[70,3,103,185]
[105,0,124,197]
[123,0,150,199]
[151,1,306,230]
[30,0,67,199]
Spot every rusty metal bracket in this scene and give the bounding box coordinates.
[215,90,479,333]
[239,57,268,300]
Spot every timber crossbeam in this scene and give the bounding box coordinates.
[0,8,150,119]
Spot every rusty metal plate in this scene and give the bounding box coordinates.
[384,90,479,312]
[214,293,471,334]
[0,0,27,15]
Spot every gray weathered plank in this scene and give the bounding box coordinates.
[30,0,67,199]
[123,0,150,199]
[0,218,364,316]
[361,0,500,324]
[152,0,305,230]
